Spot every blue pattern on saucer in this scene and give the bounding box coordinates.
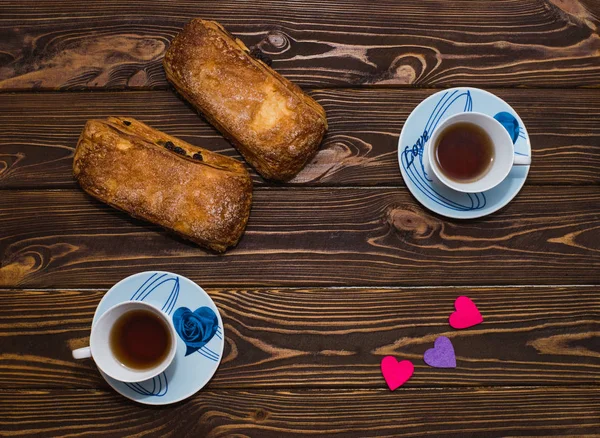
[173,306,219,357]
[398,87,531,219]
[93,272,224,405]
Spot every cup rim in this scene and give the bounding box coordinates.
[90,301,177,383]
[426,112,514,193]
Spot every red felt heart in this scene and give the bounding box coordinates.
[380,356,414,391]
[449,296,483,329]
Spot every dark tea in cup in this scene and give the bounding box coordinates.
[434,122,494,183]
[109,309,172,370]
[424,112,531,194]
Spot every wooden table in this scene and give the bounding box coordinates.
[1,1,599,436]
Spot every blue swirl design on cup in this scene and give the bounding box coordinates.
[130,272,179,315]
[401,89,487,211]
[400,90,529,212]
[126,372,168,397]
[121,272,183,397]
[104,272,223,400]
[173,306,220,360]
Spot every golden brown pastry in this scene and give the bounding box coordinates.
[73,117,252,252]
[163,19,328,181]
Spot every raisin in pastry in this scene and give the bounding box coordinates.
[73,117,252,252]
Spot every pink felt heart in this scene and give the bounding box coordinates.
[449,296,483,329]
[380,356,414,391]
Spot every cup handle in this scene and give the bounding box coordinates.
[72,346,92,360]
[513,154,531,166]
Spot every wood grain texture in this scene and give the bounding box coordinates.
[1,0,599,90]
[0,286,598,389]
[1,89,600,188]
[1,388,599,437]
[1,1,599,435]
[1,187,599,288]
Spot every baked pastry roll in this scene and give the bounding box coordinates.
[163,19,328,181]
[73,117,252,252]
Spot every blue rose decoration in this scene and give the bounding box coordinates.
[494,111,520,144]
[173,306,218,356]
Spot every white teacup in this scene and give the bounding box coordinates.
[423,112,531,193]
[72,301,177,383]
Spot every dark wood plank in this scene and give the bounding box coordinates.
[1,187,599,288]
[1,89,599,188]
[0,286,598,389]
[1,0,599,90]
[1,388,598,437]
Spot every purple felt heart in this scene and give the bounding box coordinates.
[423,336,456,368]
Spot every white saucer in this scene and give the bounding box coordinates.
[93,271,224,405]
[398,87,531,219]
